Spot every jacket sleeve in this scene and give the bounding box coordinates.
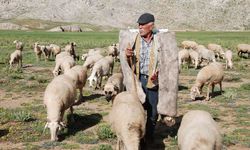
[157,31,179,116]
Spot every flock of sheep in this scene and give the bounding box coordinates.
[7,38,250,149]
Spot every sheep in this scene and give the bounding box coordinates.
[43,74,77,141]
[13,40,24,51]
[33,42,43,61]
[207,43,225,60]
[9,49,22,69]
[224,50,233,69]
[237,43,250,58]
[64,65,88,102]
[178,48,191,70]
[108,43,119,61]
[103,73,124,102]
[87,56,114,89]
[83,52,104,69]
[49,44,61,57]
[109,91,146,150]
[81,48,102,61]
[64,42,78,60]
[188,49,200,69]
[190,62,224,101]
[177,110,222,150]
[196,45,216,66]
[53,52,76,77]
[40,45,52,61]
[181,40,198,50]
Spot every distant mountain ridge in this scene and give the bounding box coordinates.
[0,0,249,31]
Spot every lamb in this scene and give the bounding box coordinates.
[49,44,61,57]
[9,49,22,69]
[13,40,24,51]
[178,48,190,70]
[177,110,222,150]
[237,43,250,58]
[109,91,146,150]
[87,56,114,89]
[103,73,124,102]
[207,43,225,60]
[64,65,88,102]
[190,62,224,101]
[53,52,76,77]
[43,74,77,141]
[224,50,233,69]
[181,40,198,50]
[196,45,216,66]
[64,42,78,60]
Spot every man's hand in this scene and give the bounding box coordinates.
[125,47,134,58]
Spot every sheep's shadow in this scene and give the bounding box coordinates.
[178,85,189,91]
[74,93,104,106]
[211,90,224,98]
[0,129,9,137]
[58,113,102,141]
[148,116,183,150]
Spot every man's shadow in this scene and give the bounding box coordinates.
[58,113,102,141]
[148,116,183,150]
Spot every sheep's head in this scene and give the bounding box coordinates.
[87,76,97,88]
[190,85,200,101]
[81,53,88,61]
[44,121,63,141]
[104,83,119,102]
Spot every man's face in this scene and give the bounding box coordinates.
[138,22,154,37]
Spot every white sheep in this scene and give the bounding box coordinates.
[181,40,198,50]
[83,53,104,69]
[9,49,22,69]
[64,65,88,102]
[81,49,100,61]
[43,74,77,141]
[177,110,222,150]
[103,73,124,102]
[237,43,250,58]
[53,52,75,77]
[13,40,24,51]
[49,44,61,57]
[40,45,52,61]
[196,45,216,66]
[33,42,43,61]
[178,48,190,70]
[87,56,114,89]
[224,50,233,69]
[188,49,200,69]
[109,91,146,150]
[64,42,77,60]
[190,62,224,101]
[108,43,119,61]
[207,43,225,60]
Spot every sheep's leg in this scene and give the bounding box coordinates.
[69,106,75,123]
[78,88,84,102]
[219,81,222,94]
[205,84,211,101]
[211,84,215,97]
[19,56,22,68]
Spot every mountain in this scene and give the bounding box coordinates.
[0,0,249,31]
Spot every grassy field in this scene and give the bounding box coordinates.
[0,30,249,150]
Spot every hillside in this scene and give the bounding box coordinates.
[0,0,249,31]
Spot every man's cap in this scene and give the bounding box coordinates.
[137,13,155,24]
